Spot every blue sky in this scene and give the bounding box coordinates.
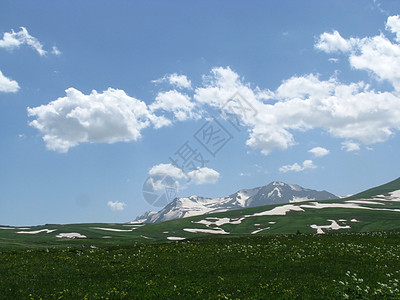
[1,1,400,225]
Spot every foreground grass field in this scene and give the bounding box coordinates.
[1,232,400,299]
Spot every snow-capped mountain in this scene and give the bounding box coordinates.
[136,181,338,223]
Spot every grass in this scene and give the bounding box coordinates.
[345,177,400,200]
[2,204,400,251]
[1,232,400,299]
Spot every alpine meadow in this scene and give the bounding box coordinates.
[1,1,400,299]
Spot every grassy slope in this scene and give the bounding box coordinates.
[1,177,400,250]
[137,176,400,238]
[345,177,400,200]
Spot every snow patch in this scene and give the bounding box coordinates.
[288,184,302,191]
[390,190,400,198]
[251,227,270,234]
[310,220,351,234]
[346,200,385,205]
[234,190,254,206]
[194,217,244,227]
[91,227,136,232]
[301,202,400,212]
[183,228,230,234]
[167,237,186,241]
[268,187,282,198]
[290,196,315,203]
[350,219,359,222]
[249,204,304,217]
[17,229,56,234]
[367,190,400,202]
[56,232,86,239]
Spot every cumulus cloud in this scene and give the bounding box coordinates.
[308,147,330,157]
[315,30,354,53]
[0,70,20,93]
[386,15,400,42]
[194,66,400,155]
[149,163,220,185]
[27,88,171,152]
[187,167,220,184]
[149,163,186,179]
[29,67,400,155]
[0,27,47,56]
[316,15,400,91]
[279,160,317,173]
[149,90,199,121]
[107,201,126,211]
[275,73,334,100]
[27,15,400,156]
[152,73,192,89]
[341,141,360,152]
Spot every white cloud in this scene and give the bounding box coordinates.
[187,167,220,184]
[194,66,400,155]
[279,160,317,173]
[309,147,330,157]
[386,15,400,42]
[107,201,126,211]
[149,163,186,179]
[27,16,400,156]
[149,163,220,185]
[30,64,400,155]
[0,70,20,93]
[194,66,248,108]
[239,172,251,177]
[341,141,360,152]
[349,35,400,91]
[152,73,192,89]
[315,30,353,53]
[316,15,400,91]
[168,73,192,89]
[51,46,61,56]
[372,0,389,15]
[150,90,199,121]
[0,27,47,56]
[275,74,334,100]
[27,88,171,153]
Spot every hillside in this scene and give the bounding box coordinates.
[1,177,400,249]
[345,177,400,200]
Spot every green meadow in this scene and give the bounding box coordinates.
[1,178,400,298]
[1,232,400,299]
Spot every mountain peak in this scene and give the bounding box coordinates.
[135,181,338,223]
[271,181,286,186]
